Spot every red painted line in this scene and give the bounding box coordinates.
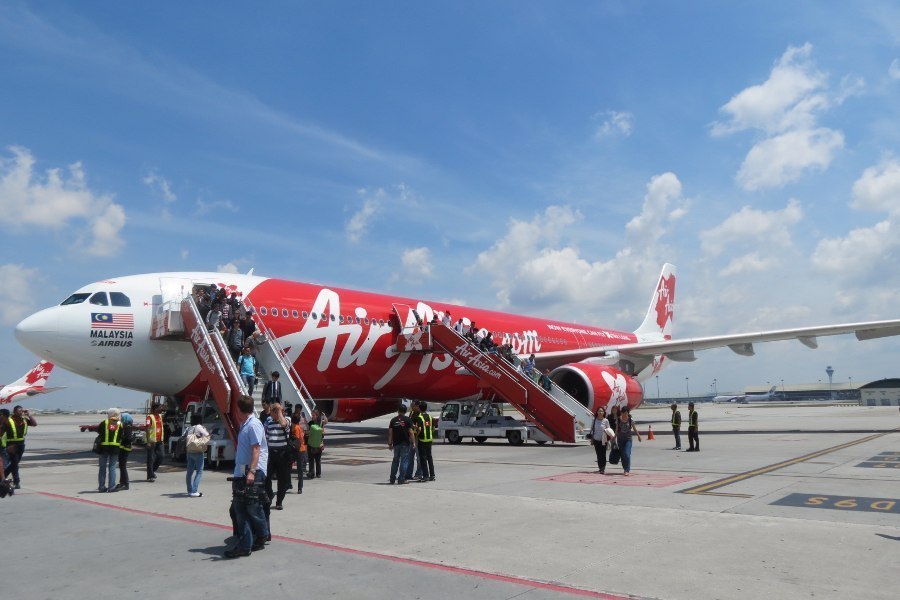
[36,490,638,599]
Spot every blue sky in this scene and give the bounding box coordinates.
[2,1,900,409]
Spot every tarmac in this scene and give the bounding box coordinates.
[4,404,899,600]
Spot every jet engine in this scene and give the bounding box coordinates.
[549,363,644,413]
[315,398,401,422]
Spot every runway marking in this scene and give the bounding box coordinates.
[679,429,898,497]
[538,471,699,488]
[772,493,900,514]
[35,490,640,600]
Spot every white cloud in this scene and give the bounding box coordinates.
[398,247,434,283]
[811,219,892,276]
[0,146,126,255]
[0,263,39,325]
[712,43,826,136]
[812,160,900,279]
[625,172,685,244]
[345,184,417,243]
[737,128,844,190]
[720,252,781,276]
[142,169,176,203]
[195,197,238,215]
[217,262,240,274]
[712,44,845,191]
[594,110,634,137]
[701,199,804,256]
[346,196,380,243]
[851,159,900,214]
[889,59,900,80]
[467,176,686,312]
[180,249,190,260]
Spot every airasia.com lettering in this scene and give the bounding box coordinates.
[453,343,502,380]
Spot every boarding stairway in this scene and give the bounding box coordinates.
[397,320,592,443]
[244,300,317,421]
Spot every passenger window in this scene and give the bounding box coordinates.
[89,292,109,306]
[311,312,318,320]
[302,311,309,319]
[339,315,345,323]
[330,314,336,322]
[260,307,268,316]
[109,292,131,307]
[60,293,90,305]
[292,310,299,319]
[282,309,289,318]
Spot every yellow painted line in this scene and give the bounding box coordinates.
[680,428,899,496]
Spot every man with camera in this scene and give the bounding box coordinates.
[224,395,269,559]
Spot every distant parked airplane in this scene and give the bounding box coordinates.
[0,360,63,405]
[713,385,782,403]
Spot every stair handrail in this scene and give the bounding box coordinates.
[243,300,317,419]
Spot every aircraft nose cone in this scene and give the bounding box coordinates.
[15,308,59,356]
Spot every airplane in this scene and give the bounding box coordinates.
[0,360,63,405]
[713,386,781,404]
[12,264,900,424]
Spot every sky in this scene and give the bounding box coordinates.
[2,1,900,410]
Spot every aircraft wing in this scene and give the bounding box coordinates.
[536,318,900,365]
[25,386,66,396]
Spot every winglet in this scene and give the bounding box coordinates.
[634,264,676,341]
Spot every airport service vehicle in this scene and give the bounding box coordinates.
[1,361,62,405]
[169,399,235,468]
[438,400,553,445]
[15,264,900,446]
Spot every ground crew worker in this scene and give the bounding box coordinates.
[145,402,165,481]
[687,402,700,452]
[670,403,682,450]
[416,401,435,481]
[115,413,134,491]
[1,405,37,489]
[0,408,10,476]
[97,408,122,492]
[406,402,420,481]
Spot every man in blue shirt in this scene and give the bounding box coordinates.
[225,395,269,558]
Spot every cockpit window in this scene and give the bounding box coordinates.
[60,293,90,306]
[89,292,109,306]
[109,292,131,307]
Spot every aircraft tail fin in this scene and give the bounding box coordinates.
[11,360,54,389]
[634,263,676,341]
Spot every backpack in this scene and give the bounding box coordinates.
[307,424,323,448]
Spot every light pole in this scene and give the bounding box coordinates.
[781,379,785,394]
[656,375,660,399]
[712,378,718,396]
[685,377,690,398]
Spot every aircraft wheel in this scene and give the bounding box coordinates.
[446,431,462,444]
[474,436,487,444]
[507,431,524,446]
[535,440,547,445]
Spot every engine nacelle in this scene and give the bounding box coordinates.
[315,398,401,423]
[550,363,644,413]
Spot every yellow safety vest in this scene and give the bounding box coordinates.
[417,413,433,443]
[147,413,164,443]
[7,419,27,443]
[671,411,681,428]
[100,419,122,448]
[689,410,698,427]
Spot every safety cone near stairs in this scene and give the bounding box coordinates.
[647,425,655,441]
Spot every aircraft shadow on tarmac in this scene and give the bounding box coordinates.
[875,533,900,542]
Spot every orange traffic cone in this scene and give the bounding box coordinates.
[647,425,655,441]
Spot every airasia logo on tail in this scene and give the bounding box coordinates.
[654,274,676,330]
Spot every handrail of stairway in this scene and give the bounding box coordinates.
[243,300,317,419]
[182,295,247,399]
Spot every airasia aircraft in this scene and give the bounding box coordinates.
[0,360,62,405]
[12,264,900,421]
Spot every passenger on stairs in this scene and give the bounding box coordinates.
[238,347,257,396]
[262,372,282,405]
[205,301,222,332]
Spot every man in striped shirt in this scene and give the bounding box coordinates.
[264,403,292,510]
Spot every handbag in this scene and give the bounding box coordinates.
[186,427,210,453]
[608,443,621,465]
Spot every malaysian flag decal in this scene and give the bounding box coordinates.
[91,313,135,330]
